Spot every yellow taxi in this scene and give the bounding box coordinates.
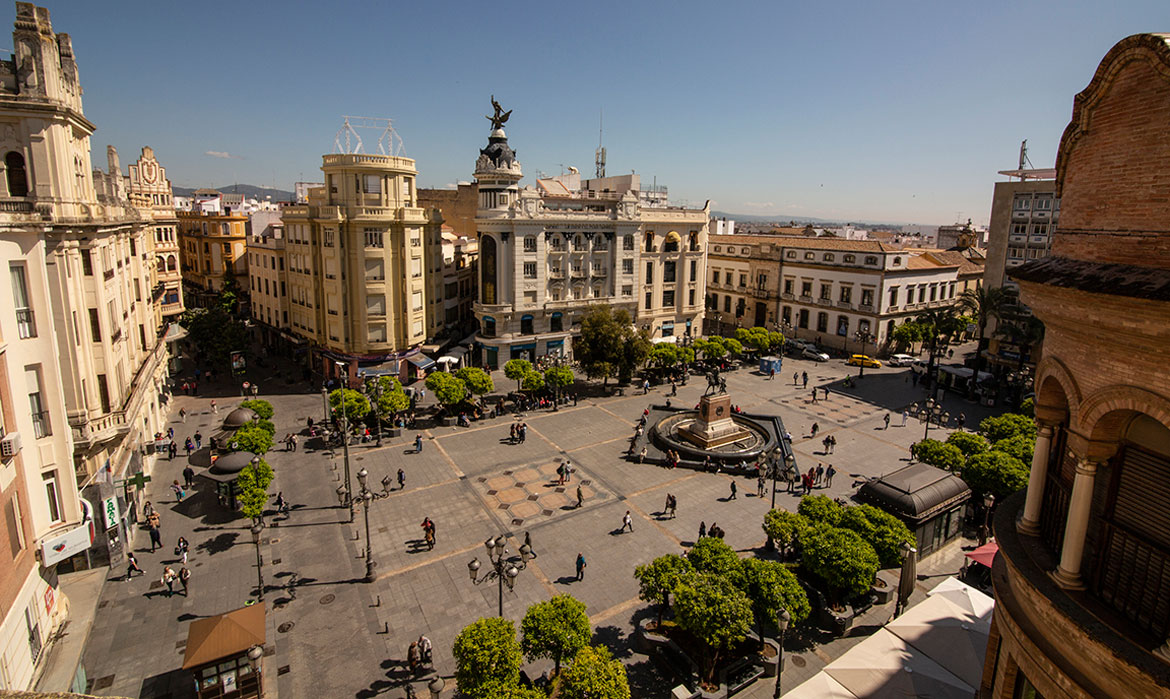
[846,354,881,368]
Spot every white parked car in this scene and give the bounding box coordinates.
[887,354,915,367]
[911,359,929,375]
[802,347,830,362]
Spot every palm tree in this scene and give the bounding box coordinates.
[996,315,1046,374]
[916,307,963,399]
[959,286,1012,376]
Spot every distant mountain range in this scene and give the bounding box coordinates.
[711,210,923,230]
[172,184,295,202]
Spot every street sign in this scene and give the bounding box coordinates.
[103,496,120,529]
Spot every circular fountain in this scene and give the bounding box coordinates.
[650,393,779,464]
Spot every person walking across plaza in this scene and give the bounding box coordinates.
[126,551,143,580]
[621,510,634,533]
[576,552,587,581]
[149,522,162,553]
[698,521,707,539]
[728,481,737,500]
[802,371,808,389]
[884,412,891,429]
[161,566,177,597]
[407,641,421,674]
[176,536,189,565]
[576,484,584,508]
[210,399,218,414]
[179,407,187,422]
[194,431,202,449]
[179,566,191,596]
[397,468,406,490]
[825,464,836,487]
[757,474,766,497]
[902,409,909,427]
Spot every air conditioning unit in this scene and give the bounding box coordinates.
[1,431,22,458]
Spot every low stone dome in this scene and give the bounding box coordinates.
[209,450,256,476]
[222,407,257,430]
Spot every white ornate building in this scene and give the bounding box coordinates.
[472,114,708,367]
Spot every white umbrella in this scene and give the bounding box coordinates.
[885,594,991,688]
[784,672,857,698]
[928,576,996,619]
[825,629,975,699]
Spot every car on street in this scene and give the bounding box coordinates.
[847,354,882,368]
[802,347,830,362]
[911,359,929,375]
[887,353,915,367]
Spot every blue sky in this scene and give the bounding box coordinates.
[26,1,1169,225]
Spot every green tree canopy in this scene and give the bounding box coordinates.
[978,413,1037,443]
[722,337,744,357]
[456,366,495,396]
[453,617,522,698]
[576,306,649,385]
[178,297,249,372]
[647,343,682,369]
[235,457,272,521]
[425,371,468,407]
[329,388,370,423]
[799,524,881,600]
[892,322,925,349]
[253,418,275,436]
[238,399,274,420]
[837,504,915,568]
[504,359,533,390]
[235,457,273,491]
[911,439,965,471]
[946,431,989,458]
[694,337,727,361]
[544,365,575,394]
[739,558,811,628]
[521,370,545,392]
[762,509,810,556]
[673,573,754,682]
[634,554,695,624]
[559,645,631,699]
[797,494,844,527]
[685,536,743,585]
[520,594,591,674]
[993,434,1036,463]
[734,327,773,353]
[370,376,410,416]
[231,422,274,455]
[961,450,1030,500]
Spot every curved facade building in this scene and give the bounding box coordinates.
[982,34,1170,698]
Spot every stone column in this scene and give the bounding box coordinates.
[1018,424,1055,535]
[1052,458,1098,590]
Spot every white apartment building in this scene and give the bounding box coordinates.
[471,118,707,367]
[246,211,294,353]
[0,4,173,689]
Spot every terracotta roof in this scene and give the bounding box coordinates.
[1009,256,1170,301]
[905,255,947,270]
[182,603,266,669]
[923,250,985,276]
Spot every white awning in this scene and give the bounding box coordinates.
[651,336,678,344]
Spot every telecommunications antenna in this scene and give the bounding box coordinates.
[334,116,406,156]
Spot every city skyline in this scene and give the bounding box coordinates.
[32,0,1169,225]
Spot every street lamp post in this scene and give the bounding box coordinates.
[356,467,393,583]
[250,522,265,601]
[246,645,264,697]
[321,385,329,425]
[365,378,385,446]
[917,398,943,441]
[468,535,531,617]
[979,493,995,546]
[428,677,446,699]
[772,608,790,699]
[854,329,874,378]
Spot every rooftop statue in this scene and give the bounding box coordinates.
[487,95,511,130]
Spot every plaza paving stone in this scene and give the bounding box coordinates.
[78,345,994,698]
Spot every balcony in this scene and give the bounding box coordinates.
[816,297,833,306]
[836,300,852,309]
[752,288,772,300]
[799,295,813,303]
[859,304,875,313]
[15,308,35,338]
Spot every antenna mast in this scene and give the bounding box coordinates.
[1016,139,1034,180]
[595,109,606,178]
[334,116,406,156]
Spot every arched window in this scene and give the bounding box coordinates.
[156,256,166,272]
[550,312,563,332]
[644,231,655,252]
[481,235,497,304]
[689,231,700,252]
[664,231,681,252]
[520,314,534,335]
[482,316,496,337]
[166,255,177,271]
[6,151,28,197]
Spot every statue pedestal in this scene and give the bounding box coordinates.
[680,395,750,448]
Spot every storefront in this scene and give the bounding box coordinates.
[406,354,435,382]
[857,462,972,557]
[509,343,536,361]
[182,603,266,699]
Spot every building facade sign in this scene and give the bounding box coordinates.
[39,524,94,567]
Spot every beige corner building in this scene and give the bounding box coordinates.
[177,209,249,306]
[281,152,442,384]
[0,3,174,690]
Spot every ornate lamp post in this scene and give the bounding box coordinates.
[355,467,392,582]
[246,645,265,697]
[364,377,385,446]
[917,398,944,441]
[467,535,532,617]
[772,608,790,698]
[853,329,875,378]
[250,522,265,601]
[979,493,995,546]
[428,677,446,699]
[321,385,330,424]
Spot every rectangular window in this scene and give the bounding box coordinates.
[820,284,832,300]
[739,274,747,287]
[930,285,937,302]
[363,228,384,248]
[664,261,676,283]
[10,264,35,338]
[1014,196,1031,210]
[690,260,697,280]
[622,258,633,275]
[138,324,146,351]
[97,374,111,413]
[411,290,423,312]
[362,174,381,194]
[784,279,794,295]
[88,308,101,342]
[645,292,653,308]
[523,262,537,278]
[725,272,733,285]
[622,235,634,250]
[26,367,50,438]
[688,288,695,306]
[5,495,25,554]
[723,296,731,313]
[800,281,812,297]
[81,249,93,275]
[861,289,874,307]
[622,285,632,297]
[645,262,653,283]
[43,472,61,524]
[523,236,537,252]
[663,290,675,307]
[919,286,927,303]
[411,258,422,278]
[839,286,852,304]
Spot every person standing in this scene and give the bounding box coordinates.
[177,536,189,565]
[194,431,203,449]
[576,484,584,508]
[162,566,177,597]
[575,552,587,581]
[524,531,537,558]
[408,641,421,674]
[802,371,809,389]
[563,460,572,483]
[728,481,737,500]
[210,399,218,414]
[184,437,194,456]
[884,412,891,429]
[958,412,967,430]
[901,410,909,427]
[557,461,566,485]
[815,463,825,487]
[149,523,162,553]
[768,367,776,380]
[698,521,707,538]
[179,566,191,596]
[397,468,406,490]
[414,434,423,453]
[418,635,433,666]
[621,510,634,533]
[171,480,185,502]
[179,407,187,422]
[520,423,527,443]
[825,464,837,487]
[757,474,766,497]
[126,551,143,580]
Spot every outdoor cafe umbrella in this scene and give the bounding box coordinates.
[928,576,996,618]
[896,542,918,616]
[783,671,856,698]
[884,594,991,688]
[824,629,975,699]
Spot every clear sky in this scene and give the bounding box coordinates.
[23,0,1169,225]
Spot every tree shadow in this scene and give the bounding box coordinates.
[592,624,633,660]
[138,667,190,699]
[195,531,239,556]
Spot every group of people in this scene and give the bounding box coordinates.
[697,521,725,539]
[509,422,529,444]
[406,635,433,674]
[420,517,436,550]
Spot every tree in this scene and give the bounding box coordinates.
[979,413,1037,443]
[734,327,772,354]
[961,451,1030,500]
[915,307,964,385]
[799,524,881,601]
[891,322,924,352]
[179,292,249,371]
[453,617,522,698]
[685,536,743,585]
[910,439,965,471]
[634,554,695,625]
[762,509,810,557]
[329,388,370,423]
[231,422,274,455]
[372,376,410,417]
[695,337,727,362]
[238,399,274,420]
[468,683,545,699]
[544,365,575,398]
[722,337,744,357]
[959,286,1011,379]
[576,306,647,385]
[520,594,591,675]
[236,457,272,522]
[504,359,533,391]
[456,366,495,397]
[521,370,545,392]
[618,326,652,384]
[426,371,468,410]
[797,494,844,527]
[739,558,811,640]
[673,573,754,683]
[993,434,1035,463]
[836,504,915,568]
[559,645,631,699]
[647,343,681,369]
[946,431,989,458]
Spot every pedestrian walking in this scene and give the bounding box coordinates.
[621,510,634,532]
[167,426,175,440]
[149,525,162,553]
[144,500,154,520]
[524,531,538,558]
[414,434,423,453]
[126,551,143,580]
[668,494,677,519]
[149,510,161,529]
[757,474,766,497]
[408,641,421,674]
[168,440,178,460]
[802,371,808,389]
[179,566,191,596]
[397,468,406,490]
[176,536,189,565]
[564,460,572,483]
[418,635,433,665]
[811,389,818,403]
[728,481,737,500]
[194,431,202,449]
[884,412,891,429]
[825,464,836,487]
[179,408,187,422]
[171,479,185,502]
[210,399,218,414]
[162,566,176,597]
[811,422,819,437]
[557,461,566,485]
[698,521,707,538]
[185,437,193,455]
[576,484,584,508]
[830,435,837,453]
[901,410,908,427]
[793,372,799,386]
[768,368,776,380]
[575,552,587,581]
[520,423,527,443]
[638,446,647,463]
[958,412,967,430]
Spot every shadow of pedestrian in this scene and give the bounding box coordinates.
[554,575,578,585]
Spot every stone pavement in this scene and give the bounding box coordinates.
[78,347,993,698]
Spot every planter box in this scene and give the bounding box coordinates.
[441,416,458,427]
[635,617,671,654]
[821,604,855,636]
[757,637,780,678]
[386,427,402,438]
[873,569,899,605]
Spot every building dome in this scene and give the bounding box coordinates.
[222,407,257,430]
[208,450,256,477]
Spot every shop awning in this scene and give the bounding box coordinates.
[357,360,400,378]
[651,336,678,344]
[407,355,435,371]
[965,541,999,568]
[183,603,267,670]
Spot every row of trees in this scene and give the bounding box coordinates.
[178,278,250,372]
[910,410,1034,500]
[453,595,629,699]
[424,366,495,413]
[634,537,809,684]
[503,360,575,399]
[232,399,276,522]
